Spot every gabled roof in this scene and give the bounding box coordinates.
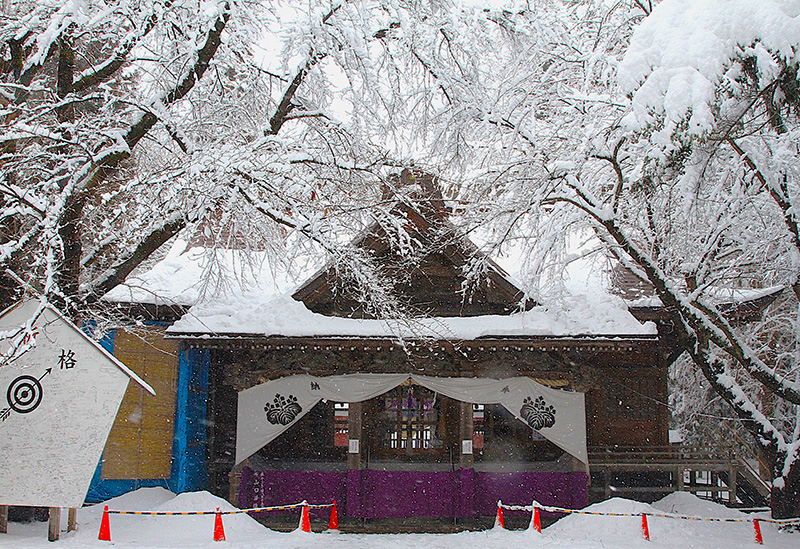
[610,264,785,326]
[167,170,656,340]
[293,169,533,318]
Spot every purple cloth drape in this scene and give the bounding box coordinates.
[239,467,588,519]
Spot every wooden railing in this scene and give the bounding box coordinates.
[588,445,766,504]
[589,445,737,467]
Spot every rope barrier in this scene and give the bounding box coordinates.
[106,501,336,516]
[498,501,800,525]
[99,500,339,541]
[97,495,798,545]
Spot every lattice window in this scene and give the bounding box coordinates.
[372,384,443,457]
[334,402,349,447]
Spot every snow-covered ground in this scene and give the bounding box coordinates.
[2,488,796,548]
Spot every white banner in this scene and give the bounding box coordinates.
[236,373,586,464]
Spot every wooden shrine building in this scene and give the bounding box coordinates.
[167,170,674,528]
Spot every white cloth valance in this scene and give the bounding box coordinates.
[236,374,587,464]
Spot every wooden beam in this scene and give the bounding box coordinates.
[0,505,7,534]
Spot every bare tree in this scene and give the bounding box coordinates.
[0,0,411,330]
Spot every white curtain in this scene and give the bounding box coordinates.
[236,373,587,464]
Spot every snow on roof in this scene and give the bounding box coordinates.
[108,233,786,339]
[103,238,308,307]
[168,292,656,338]
[107,237,655,339]
[626,286,784,309]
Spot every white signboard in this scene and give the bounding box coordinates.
[0,299,153,508]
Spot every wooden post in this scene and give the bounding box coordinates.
[346,400,364,519]
[347,401,362,470]
[48,507,60,542]
[67,508,77,532]
[677,467,685,491]
[729,466,737,505]
[459,401,474,469]
[0,505,8,534]
[711,471,718,501]
[228,463,243,505]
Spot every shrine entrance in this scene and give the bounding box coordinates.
[367,383,459,461]
[235,373,589,521]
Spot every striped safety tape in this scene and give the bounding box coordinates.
[498,502,800,525]
[108,502,335,516]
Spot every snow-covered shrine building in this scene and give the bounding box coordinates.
[162,170,670,527]
[96,170,778,528]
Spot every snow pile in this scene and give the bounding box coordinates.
[545,498,655,542]
[544,496,781,548]
[103,491,269,545]
[168,291,656,338]
[78,487,175,522]
[652,491,747,520]
[71,489,274,547]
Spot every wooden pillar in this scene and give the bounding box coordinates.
[346,401,364,519]
[67,508,77,533]
[228,461,244,506]
[347,401,363,470]
[729,466,737,505]
[711,471,718,501]
[48,507,60,542]
[0,505,8,534]
[459,401,473,469]
[458,401,475,518]
[677,467,685,491]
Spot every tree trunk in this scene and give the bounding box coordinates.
[56,197,85,301]
[771,459,800,519]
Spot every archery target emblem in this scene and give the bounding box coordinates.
[7,375,43,414]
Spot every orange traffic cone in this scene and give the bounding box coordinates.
[299,502,311,533]
[641,513,650,541]
[213,508,226,542]
[494,501,505,529]
[753,519,763,545]
[530,506,541,533]
[98,505,111,541]
[328,500,339,531]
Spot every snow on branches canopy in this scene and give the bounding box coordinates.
[619,0,800,139]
